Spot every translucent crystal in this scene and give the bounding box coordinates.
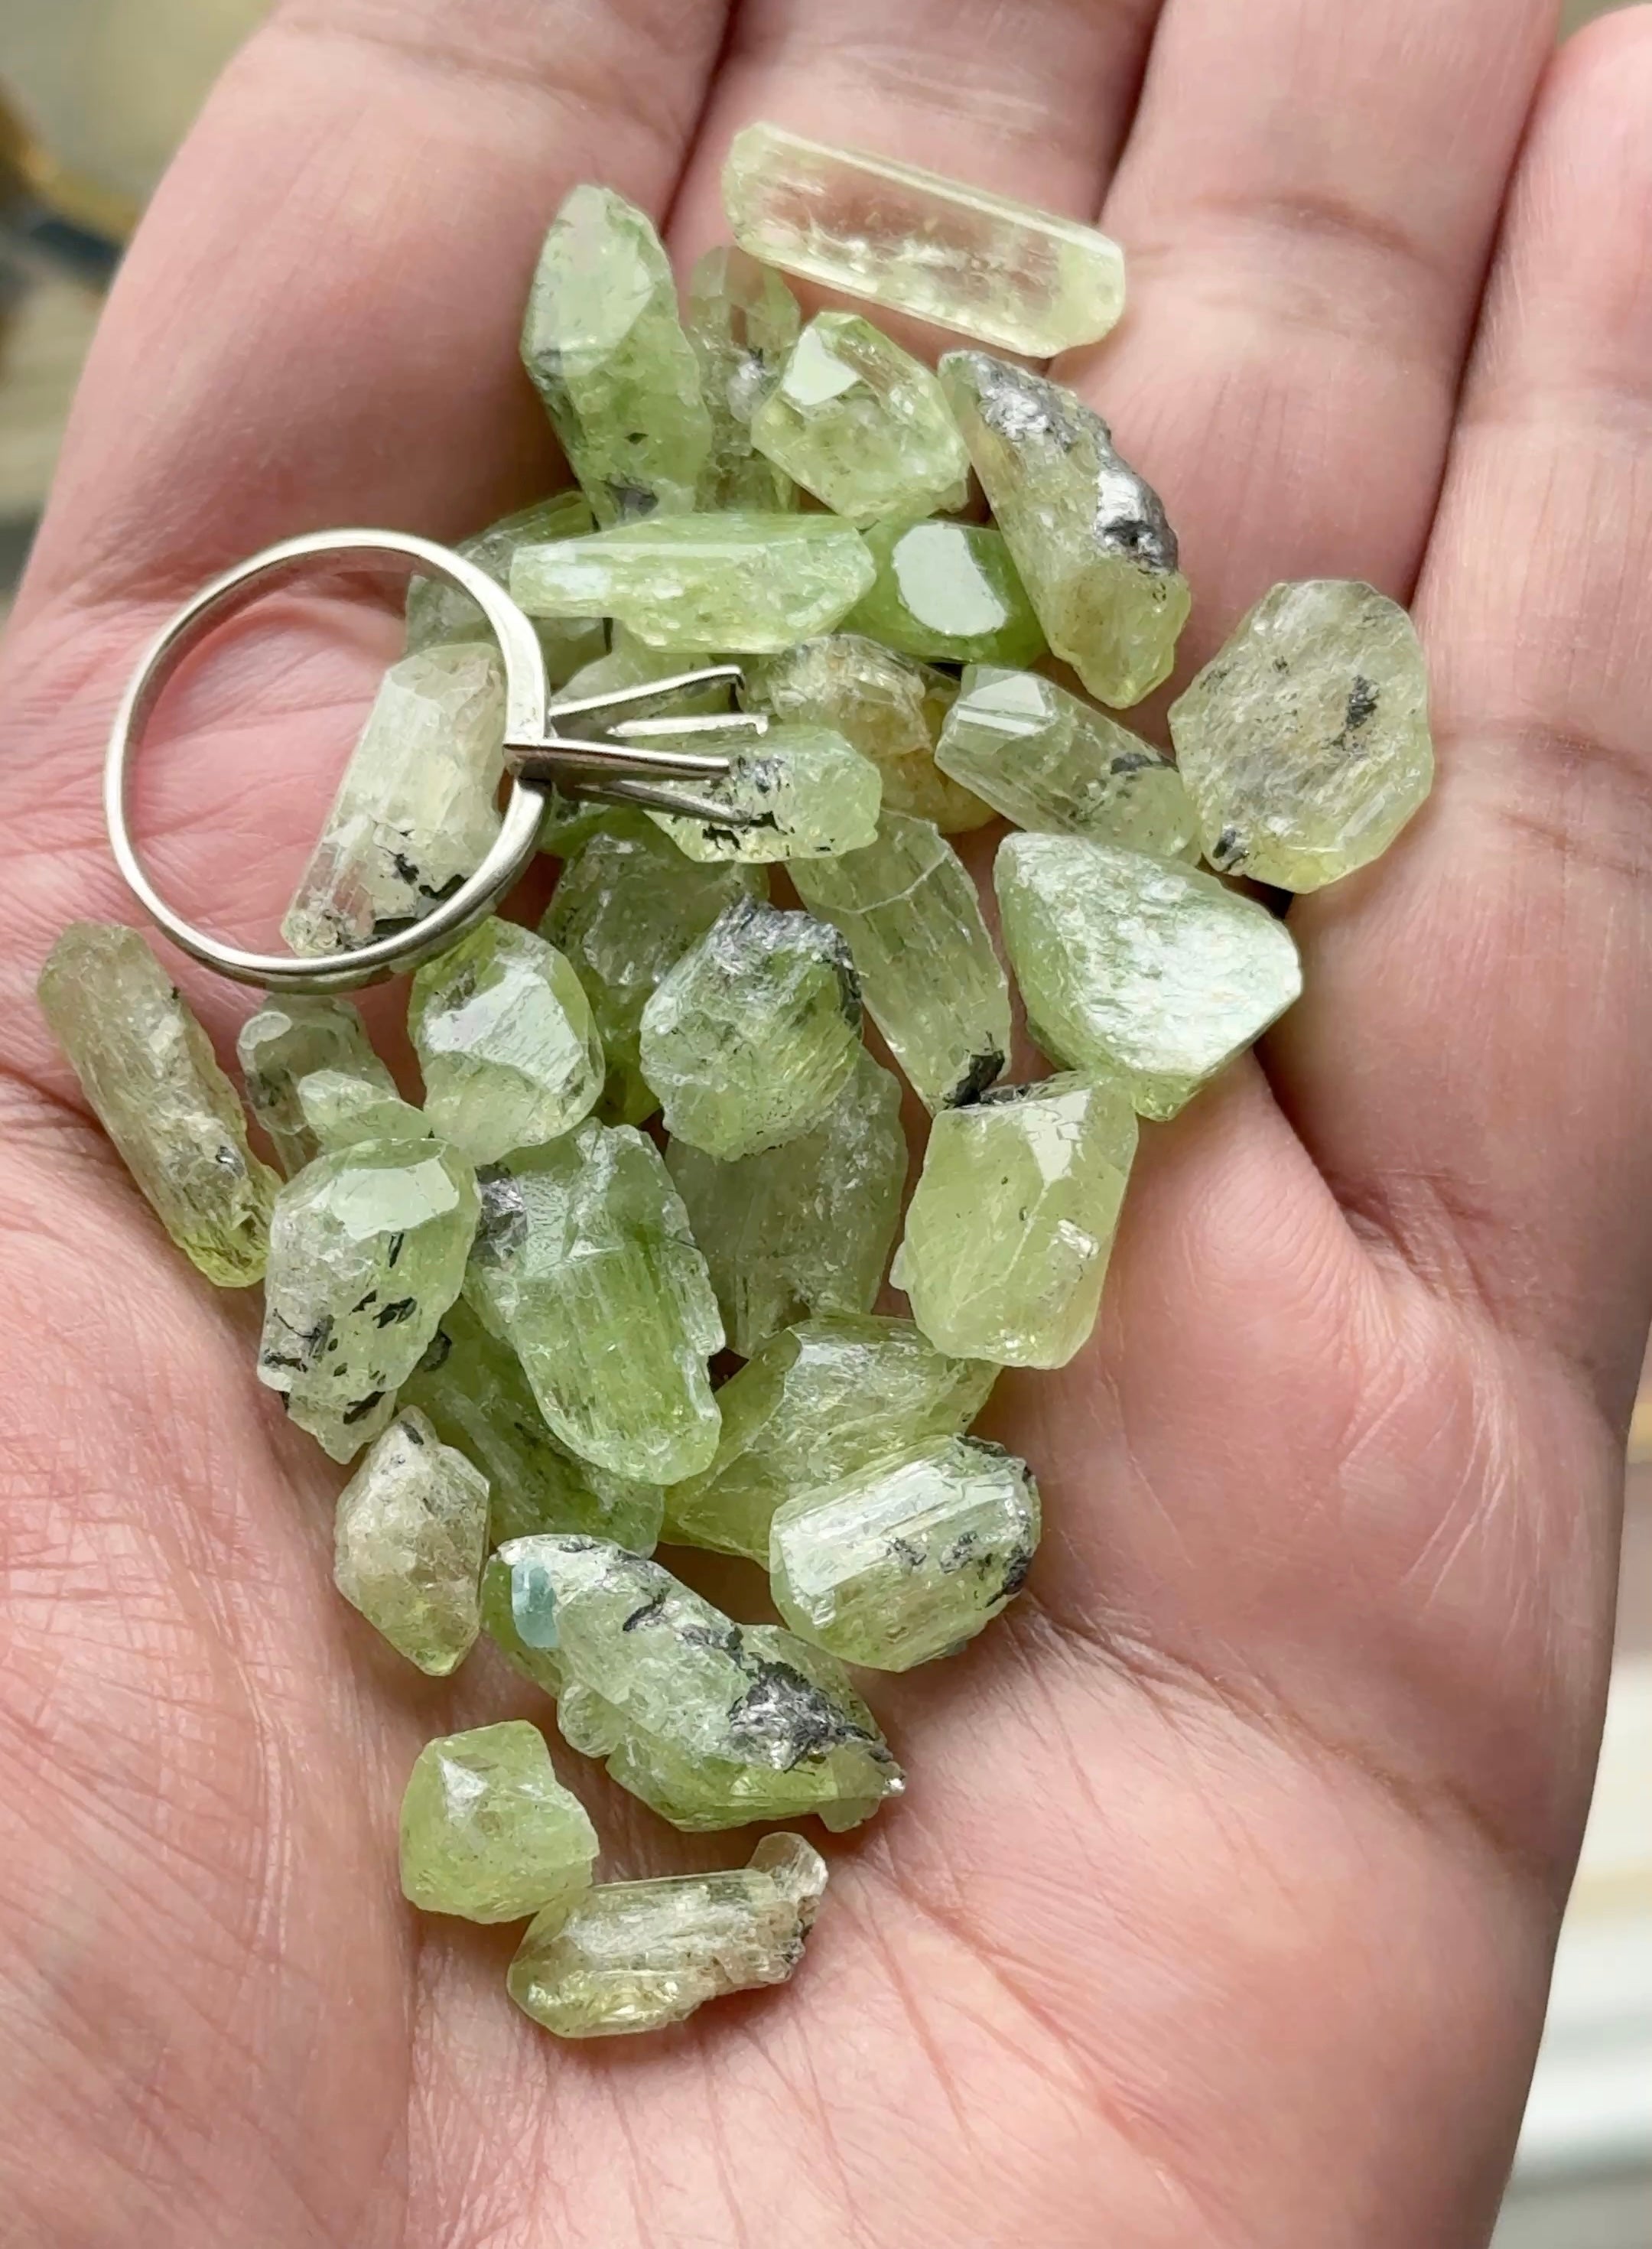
[940,353,1189,708]
[844,517,1046,668]
[995,835,1302,1119]
[508,1831,826,2038]
[409,917,603,1166]
[400,1720,597,1924]
[663,1313,993,1562]
[281,643,506,957]
[332,1405,489,1673]
[38,923,278,1287]
[479,1551,566,1698]
[685,246,801,511]
[464,1123,722,1484]
[404,492,606,685]
[750,311,971,526]
[892,1073,1137,1368]
[1168,579,1436,890]
[770,1436,1039,1671]
[791,812,1010,1111]
[723,122,1126,356]
[645,724,883,865]
[236,996,395,1177]
[937,666,1198,857]
[519,184,711,526]
[296,1068,430,1153]
[667,1046,906,1358]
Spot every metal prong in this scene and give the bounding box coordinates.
[506,731,733,784]
[579,774,759,827]
[548,662,747,726]
[610,709,769,741]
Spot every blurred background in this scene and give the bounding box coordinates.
[0,5,1647,2242]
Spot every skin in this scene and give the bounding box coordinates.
[0,0,1647,2239]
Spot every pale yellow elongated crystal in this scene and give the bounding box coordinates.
[333,1405,489,1674]
[404,493,606,685]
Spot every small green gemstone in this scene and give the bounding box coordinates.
[404,493,606,686]
[480,1551,567,1697]
[646,724,883,864]
[844,516,1046,669]
[333,1406,489,1674]
[236,996,395,1177]
[400,1720,597,1925]
[686,246,802,511]
[296,1069,430,1153]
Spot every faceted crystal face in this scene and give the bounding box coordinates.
[791,812,1010,1111]
[509,512,876,654]
[236,995,395,1177]
[845,518,1046,668]
[724,122,1127,356]
[667,1046,907,1359]
[404,492,606,686]
[409,917,603,1166]
[519,184,712,526]
[463,1122,723,1484]
[1169,579,1436,890]
[769,1436,1040,1671]
[38,923,278,1288]
[281,643,506,958]
[995,835,1303,1119]
[508,1831,827,2038]
[297,1068,429,1153]
[663,1313,995,1563]
[938,666,1199,858]
[750,312,971,526]
[257,1134,479,1460]
[892,1073,1137,1368]
[939,353,1190,708]
[685,246,801,511]
[400,1720,598,1925]
[333,1406,489,1674]
[645,725,883,864]
[639,897,863,1161]
[480,1552,567,1697]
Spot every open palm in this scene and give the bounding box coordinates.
[1,0,1647,2241]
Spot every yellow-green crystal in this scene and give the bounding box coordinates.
[400,1720,597,1925]
[236,996,395,1177]
[844,517,1046,669]
[645,724,883,864]
[686,246,801,511]
[480,1551,567,1697]
[404,493,606,685]
[332,1405,489,1674]
[38,923,278,1287]
[1168,579,1435,890]
[296,1068,430,1154]
[995,835,1302,1120]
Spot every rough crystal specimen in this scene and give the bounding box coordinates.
[281,643,506,957]
[479,1551,566,1698]
[639,897,862,1160]
[400,1720,598,1925]
[686,246,801,511]
[297,1068,429,1153]
[464,1123,722,1483]
[892,1073,1137,1368]
[257,1131,478,1460]
[404,492,606,686]
[663,1313,994,1562]
[938,666,1198,858]
[541,820,766,1124]
[510,512,875,654]
[38,923,278,1287]
[508,1831,826,2038]
[750,311,971,526]
[724,122,1126,356]
[645,724,883,865]
[236,996,395,1177]
[995,835,1302,1119]
[845,517,1046,668]
[332,1405,489,1673]
[519,184,711,526]
[1168,579,1436,890]
[409,917,603,1166]
[769,1436,1039,1671]
[791,812,1010,1111]
[667,1047,906,1358]
[939,353,1189,707]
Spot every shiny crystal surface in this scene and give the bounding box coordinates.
[332,1405,489,1673]
[400,1720,598,1924]
[686,246,801,511]
[296,1068,429,1154]
[404,492,606,685]
[645,724,883,864]
[237,996,395,1177]
[845,516,1047,669]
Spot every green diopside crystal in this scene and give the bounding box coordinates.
[892,1073,1137,1368]
[750,311,971,526]
[639,897,863,1161]
[686,246,801,511]
[236,996,395,1177]
[1168,579,1436,890]
[479,1551,566,1697]
[519,184,711,526]
[400,1720,598,1925]
[751,634,989,833]
[995,835,1302,1119]
[258,1131,479,1460]
[509,1831,826,2038]
[332,1405,489,1674]
[844,517,1046,668]
[409,917,603,1166]
[465,1123,722,1483]
[404,493,606,686]
[938,666,1198,858]
[509,513,875,653]
[939,353,1190,708]
[38,923,278,1287]
[297,1068,430,1153]
[769,1436,1039,1671]
[667,1046,906,1359]
[663,1313,994,1562]
[645,725,883,865]
[281,643,506,957]
[791,812,1010,1111]
[541,820,766,1124]
[724,123,1127,357]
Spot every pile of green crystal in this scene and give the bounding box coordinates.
[37,125,1435,2042]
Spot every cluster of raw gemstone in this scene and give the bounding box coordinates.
[37,126,1436,2041]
